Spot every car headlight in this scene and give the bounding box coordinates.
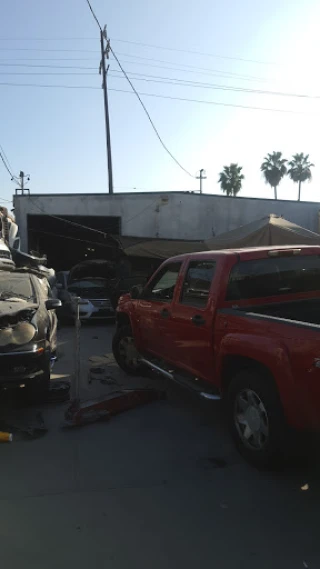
[0,321,36,347]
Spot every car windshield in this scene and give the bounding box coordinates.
[68,279,107,290]
[0,273,35,301]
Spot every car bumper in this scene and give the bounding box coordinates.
[0,347,49,388]
[71,299,115,319]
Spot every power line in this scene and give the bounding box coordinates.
[29,228,117,249]
[0,57,99,61]
[111,38,277,66]
[110,46,195,178]
[109,88,311,114]
[0,55,268,83]
[0,56,270,84]
[0,71,305,101]
[0,81,314,114]
[110,58,268,83]
[0,82,100,90]
[0,50,272,82]
[0,149,14,178]
[112,51,265,82]
[0,62,97,69]
[0,143,19,183]
[0,53,265,82]
[0,36,280,66]
[85,0,102,31]
[0,72,97,76]
[0,143,13,173]
[108,70,320,101]
[0,55,267,82]
[124,200,160,224]
[0,47,98,53]
[0,37,97,41]
[0,58,269,84]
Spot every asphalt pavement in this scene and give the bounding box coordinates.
[0,321,319,569]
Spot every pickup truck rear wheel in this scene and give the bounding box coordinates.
[227,370,288,469]
[112,325,142,376]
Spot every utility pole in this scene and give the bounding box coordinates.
[15,171,30,195]
[20,171,25,193]
[100,26,113,195]
[196,169,207,194]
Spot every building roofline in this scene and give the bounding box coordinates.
[13,191,320,206]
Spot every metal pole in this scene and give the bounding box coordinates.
[100,30,114,195]
[20,171,24,194]
[196,169,207,194]
[73,298,81,404]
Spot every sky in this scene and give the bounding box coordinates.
[1,0,320,205]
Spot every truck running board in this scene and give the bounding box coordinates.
[140,358,221,401]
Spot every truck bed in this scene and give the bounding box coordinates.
[240,298,320,326]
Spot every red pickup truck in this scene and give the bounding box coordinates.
[113,246,320,467]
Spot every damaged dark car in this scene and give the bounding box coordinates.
[0,270,61,393]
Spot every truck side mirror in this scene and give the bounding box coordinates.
[130,285,142,299]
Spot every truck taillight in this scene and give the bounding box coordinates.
[268,249,301,257]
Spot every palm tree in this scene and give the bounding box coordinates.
[260,152,287,200]
[287,153,314,201]
[218,163,244,197]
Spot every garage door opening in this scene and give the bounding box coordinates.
[27,214,122,271]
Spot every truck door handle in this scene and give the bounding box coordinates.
[192,314,205,326]
[160,308,170,318]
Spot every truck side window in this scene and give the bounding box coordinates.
[144,262,182,301]
[226,255,320,300]
[180,261,216,308]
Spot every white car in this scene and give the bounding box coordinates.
[56,262,116,321]
[68,279,115,320]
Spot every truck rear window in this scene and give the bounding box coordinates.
[226,255,320,300]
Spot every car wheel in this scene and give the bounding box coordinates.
[227,370,289,469]
[112,325,142,376]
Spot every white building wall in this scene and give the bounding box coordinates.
[14,192,320,251]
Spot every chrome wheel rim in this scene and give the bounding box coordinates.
[118,336,139,369]
[234,388,269,451]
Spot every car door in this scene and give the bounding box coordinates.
[169,259,217,383]
[136,261,182,359]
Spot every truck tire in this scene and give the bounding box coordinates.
[227,370,288,469]
[112,325,142,376]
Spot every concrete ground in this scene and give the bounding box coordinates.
[0,322,319,568]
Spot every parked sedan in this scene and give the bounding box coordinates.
[68,278,116,319]
[57,261,116,321]
[0,270,61,393]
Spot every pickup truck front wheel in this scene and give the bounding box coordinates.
[112,325,142,376]
[227,370,287,469]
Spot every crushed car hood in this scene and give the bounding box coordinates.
[0,300,37,319]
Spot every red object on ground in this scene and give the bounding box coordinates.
[63,388,165,427]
